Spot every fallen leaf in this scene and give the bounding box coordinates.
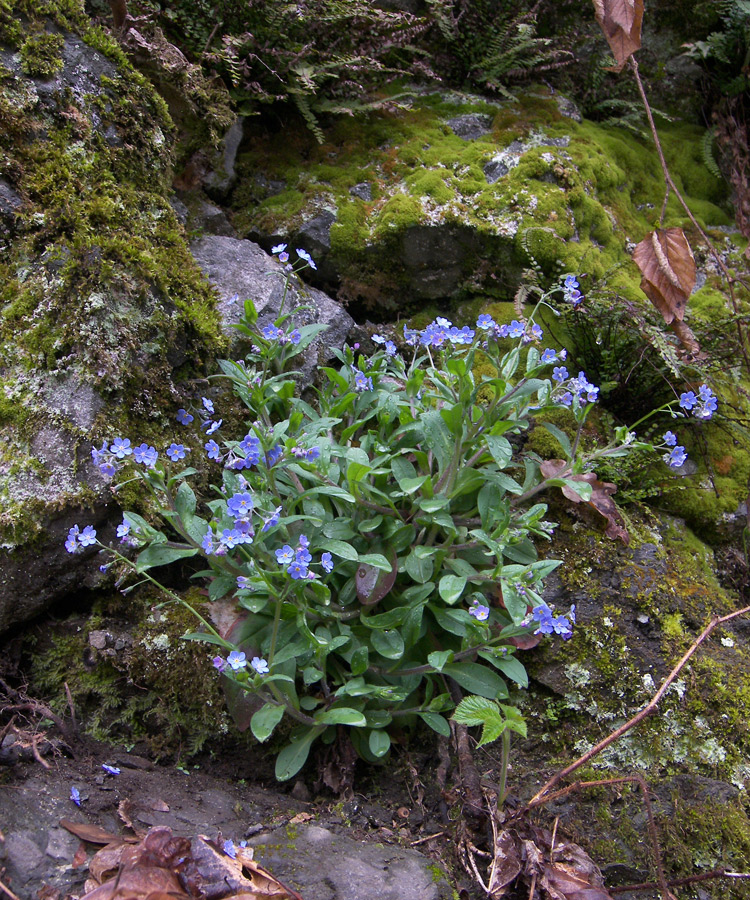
[80,866,186,900]
[60,820,135,845]
[592,0,644,70]
[72,842,89,869]
[486,829,522,897]
[288,812,314,825]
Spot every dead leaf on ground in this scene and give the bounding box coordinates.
[288,812,314,825]
[540,461,629,544]
[592,0,644,70]
[60,819,137,845]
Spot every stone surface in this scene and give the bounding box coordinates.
[446,112,492,140]
[204,117,245,201]
[190,235,354,380]
[0,759,454,900]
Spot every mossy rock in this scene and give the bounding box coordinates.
[230,85,734,317]
[0,0,225,632]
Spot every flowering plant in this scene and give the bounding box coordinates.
[67,256,717,780]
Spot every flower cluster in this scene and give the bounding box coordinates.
[661,430,688,469]
[529,602,576,640]
[213,650,269,675]
[65,524,97,554]
[274,535,334,579]
[403,317,475,348]
[558,371,599,406]
[679,384,718,421]
[271,243,317,271]
[563,275,583,307]
[262,324,301,344]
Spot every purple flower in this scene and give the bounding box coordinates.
[213,656,227,672]
[223,840,237,858]
[251,657,269,675]
[321,551,334,573]
[236,576,251,590]
[176,408,193,425]
[353,370,373,392]
[70,786,82,806]
[227,492,254,518]
[287,561,308,580]
[227,651,247,670]
[262,506,282,532]
[296,248,317,270]
[133,443,158,467]
[469,602,490,622]
[664,445,688,468]
[110,437,132,458]
[202,397,215,415]
[166,443,187,462]
[275,545,295,566]
[101,764,120,776]
[99,460,117,478]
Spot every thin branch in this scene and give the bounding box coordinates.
[527,603,750,805]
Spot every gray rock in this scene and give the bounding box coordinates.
[350,182,373,202]
[250,824,453,900]
[398,224,482,300]
[255,173,287,198]
[0,178,22,220]
[447,113,492,140]
[190,235,354,379]
[204,118,244,201]
[484,135,570,184]
[297,209,337,255]
[556,95,582,122]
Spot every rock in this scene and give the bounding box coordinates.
[250,823,453,900]
[190,235,354,380]
[204,117,244,201]
[297,209,337,255]
[0,178,22,222]
[350,182,373,202]
[446,113,493,140]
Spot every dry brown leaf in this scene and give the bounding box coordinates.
[539,461,629,544]
[288,812,314,825]
[80,866,186,900]
[60,819,136,845]
[592,0,644,70]
[633,227,696,324]
[72,842,89,869]
[486,829,522,897]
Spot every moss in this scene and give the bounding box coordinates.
[19,31,64,78]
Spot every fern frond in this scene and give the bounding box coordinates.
[701,127,723,179]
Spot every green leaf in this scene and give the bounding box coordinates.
[480,652,528,687]
[397,475,428,495]
[420,410,454,474]
[390,455,417,483]
[174,481,197,520]
[350,645,369,676]
[275,727,323,781]
[314,707,367,726]
[485,435,513,469]
[405,550,433,583]
[427,650,454,671]
[451,695,508,747]
[325,540,359,561]
[357,553,392,570]
[541,422,573,458]
[443,662,508,699]
[371,629,404,660]
[135,543,198,572]
[368,729,391,758]
[418,712,451,737]
[208,573,236,601]
[251,703,285,742]
[439,574,467,605]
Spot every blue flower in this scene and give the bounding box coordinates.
[166,443,187,462]
[275,545,295,566]
[287,561,308,579]
[559,391,573,407]
[552,366,568,382]
[372,334,386,344]
[664,445,688,468]
[213,656,227,672]
[237,576,251,590]
[102,764,120,775]
[298,534,310,549]
[289,329,301,345]
[262,324,282,341]
[540,349,557,364]
[70,786,82,806]
[508,320,524,338]
[176,408,193,425]
[251,657,270,674]
[296,248,317,270]
[530,323,543,340]
[321,551,334,573]
[223,840,237,859]
[133,443,158,467]
[564,275,579,289]
[79,525,97,547]
[117,520,131,540]
[265,444,284,466]
[202,397,215,415]
[296,547,312,566]
[205,439,221,460]
[272,243,287,255]
[262,506,282,532]
[679,390,696,411]
[110,437,132,459]
[403,326,420,346]
[227,651,247,670]
[477,314,495,329]
[694,384,718,420]
[240,434,261,466]
[201,528,216,555]
[203,419,222,436]
[469,602,490,622]
[663,431,677,447]
[99,460,117,478]
[384,340,398,357]
[353,370,373,392]
[227,492,254,518]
